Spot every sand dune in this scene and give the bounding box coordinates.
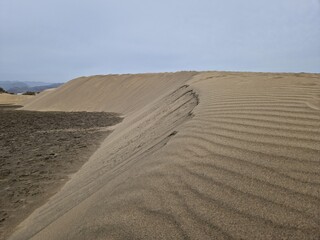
[0,93,33,105]
[9,71,320,239]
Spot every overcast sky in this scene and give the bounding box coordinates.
[0,0,319,83]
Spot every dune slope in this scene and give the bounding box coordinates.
[0,93,33,105]
[10,72,320,239]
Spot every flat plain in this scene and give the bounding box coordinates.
[0,105,122,240]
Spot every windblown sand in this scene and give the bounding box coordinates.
[0,94,33,105]
[6,71,320,239]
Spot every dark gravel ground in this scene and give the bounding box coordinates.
[0,105,122,239]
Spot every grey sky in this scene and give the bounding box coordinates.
[0,0,319,83]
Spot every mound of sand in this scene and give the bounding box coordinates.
[9,71,320,239]
[0,93,34,105]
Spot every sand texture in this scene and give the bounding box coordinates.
[8,71,320,239]
[0,106,122,240]
[0,94,33,105]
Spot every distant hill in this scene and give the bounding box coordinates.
[28,83,63,92]
[0,87,7,93]
[24,81,52,87]
[0,81,63,94]
[0,81,28,91]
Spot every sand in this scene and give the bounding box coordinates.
[7,71,320,239]
[0,105,122,240]
[0,94,33,105]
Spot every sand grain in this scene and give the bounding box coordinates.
[8,71,320,240]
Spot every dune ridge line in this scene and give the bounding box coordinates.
[9,71,320,240]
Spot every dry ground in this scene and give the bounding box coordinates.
[0,105,122,239]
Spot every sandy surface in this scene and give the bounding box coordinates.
[0,105,122,240]
[7,71,320,239]
[0,94,34,105]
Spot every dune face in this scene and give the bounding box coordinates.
[0,93,33,105]
[9,72,320,239]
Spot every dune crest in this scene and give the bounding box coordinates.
[10,72,320,239]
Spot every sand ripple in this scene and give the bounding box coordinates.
[9,72,320,240]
